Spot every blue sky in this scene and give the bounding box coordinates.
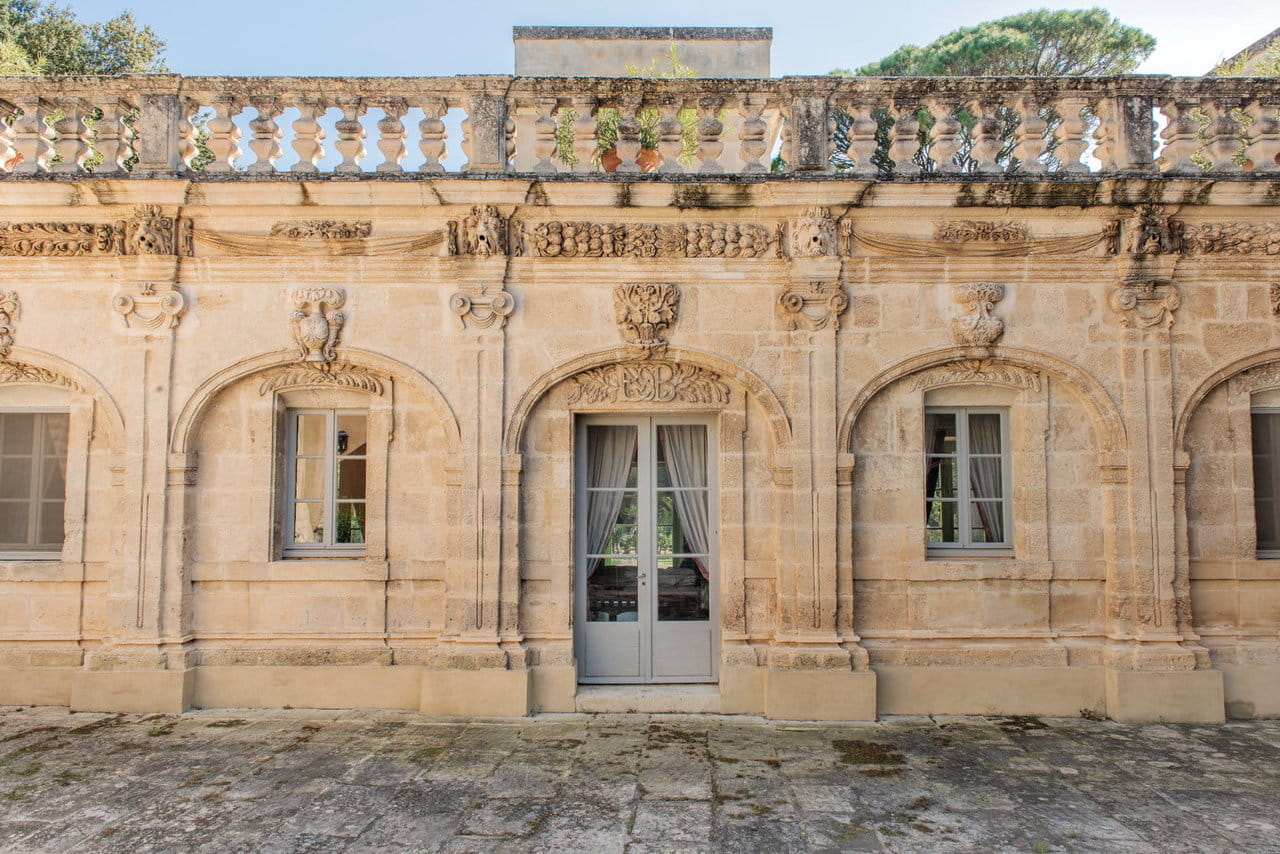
[64,0,1272,77]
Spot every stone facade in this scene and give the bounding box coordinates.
[0,70,1277,723]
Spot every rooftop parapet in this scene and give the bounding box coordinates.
[0,74,1276,177]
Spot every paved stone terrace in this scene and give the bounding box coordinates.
[0,706,1276,853]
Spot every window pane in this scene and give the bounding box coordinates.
[337,458,366,500]
[294,459,326,501]
[0,458,31,499]
[336,414,367,457]
[335,502,365,544]
[1,413,33,454]
[586,426,638,488]
[926,499,958,543]
[926,457,957,499]
[587,557,637,622]
[656,425,708,488]
[37,501,63,548]
[41,414,68,457]
[968,413,1002,454]
[1254,413,1280,550]
[969,457,1003,500]
[657,489,709,555]
[657,556,710,622]
[1259,500,1277,550]
[925,412,956,455]
[588,491,637,555]
[41,457,66,500]
[295,414,327,456]
[971,502,1006,543]
[0,501,29,544]
[293,503,324,544]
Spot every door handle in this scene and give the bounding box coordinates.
[638,573,647,580]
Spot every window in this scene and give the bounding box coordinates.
[1252,409,1280,556]
[0,412,69,555]
[925,408,1010,552]
[284,410,367,554]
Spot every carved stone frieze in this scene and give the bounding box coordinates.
[1235,363,1280,394]
[934,221,1029,243]
[112,282,186,331]
[0,291,17,360]
[1271,282,1280,316]
[449,205,508,257]
[269,220,373,240]
[613,283,679,357]
[910,359,1041,392]
[567,361,730,406]
[1109,282,1182,329]
[851,226,1111,257]
[258,363,385,396]
[514,221,780,259]
[778,280,848,331]
[1125,205,1185,256]
[450,285,514,330]
[0,360,82,391]
[1182,222,1280,255]
[290,287,346,363]
[788,207,837,257]
[949,281,1006,351]
[0,207,192,257]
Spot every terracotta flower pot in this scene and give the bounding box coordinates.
[600,147,661,174]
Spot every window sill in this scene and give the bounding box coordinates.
[926,548,1015,560]
[0,552,62,562]
[1256,551,1280,560]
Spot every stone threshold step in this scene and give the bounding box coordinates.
[575,683,721,714]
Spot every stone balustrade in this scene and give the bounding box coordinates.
[0,74,1276,177]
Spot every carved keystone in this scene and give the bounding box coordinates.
[949,281,1006,353]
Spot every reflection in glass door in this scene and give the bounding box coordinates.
[576,416,717,683]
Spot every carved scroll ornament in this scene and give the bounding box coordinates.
[949,281,1005,351]
[450,285,514,330]
[614,283,679,356]
[112,282,186,330]
[778,280,848,331]
[567,361,730,406]
[1109,282,1182,329]
[290,287,346,363]
[0,291,17,359]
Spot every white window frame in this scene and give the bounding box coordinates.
[282,408,367,557]
[1251,406,1280,559]
[0,409,70,559]
[924,406,1013,556]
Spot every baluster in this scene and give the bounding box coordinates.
[529,97,559,174]
[969,96,1004,172]
[49,97,89,174]
[373,98,407,173]
[1159,97,1202,174]
[570,95,598,174]
[656,95,685,175]
[10,97,52,174]
[0,103,16,172]
[846,97,879,178]
[1088,100,1114,173]
[696,97,725,174]
[92,98,135,174]
[291,97,328,174]
[925,95,962,174]
[889,98,922,176]
[1013,95,1048,174]
[418,97,447,173]
[246,97,282,174]
[505,114,515,169]
[1243,97,1280,173]
[177,97,198,172]
[1203,97,1243,174]
[332,97,366,173]
[1055,96,1090,173]
[202,97,243,173]
[614,95,642,174]
[737,93,768,174]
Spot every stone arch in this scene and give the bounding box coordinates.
[838,345,1126,455]
[1174,349,1280,454]
[503,345,792,457]
[0,346,126,450]
[170,348,461,455]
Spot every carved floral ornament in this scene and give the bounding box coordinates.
[270,221,372,240]
[909,359,1042,393]
[289,287,346,363]
[567,361,730,407]
[949,281,1006,352]
[258,363,385,397]
[778,281,848,331]
[450,284,514,330]
[514,220,781,259]
[613,283,679,356]
[0,290,17,360]
[112,282,186,331]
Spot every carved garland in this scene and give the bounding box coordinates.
[567,362,730,406]
[515,220,781,259]
[270,221,373,240]
[258,363,385,396]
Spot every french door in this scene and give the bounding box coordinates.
[575,415,717,683]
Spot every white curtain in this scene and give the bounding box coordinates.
[967,414,1004,543]
[659,425,710,579]
[586,426,637,577]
